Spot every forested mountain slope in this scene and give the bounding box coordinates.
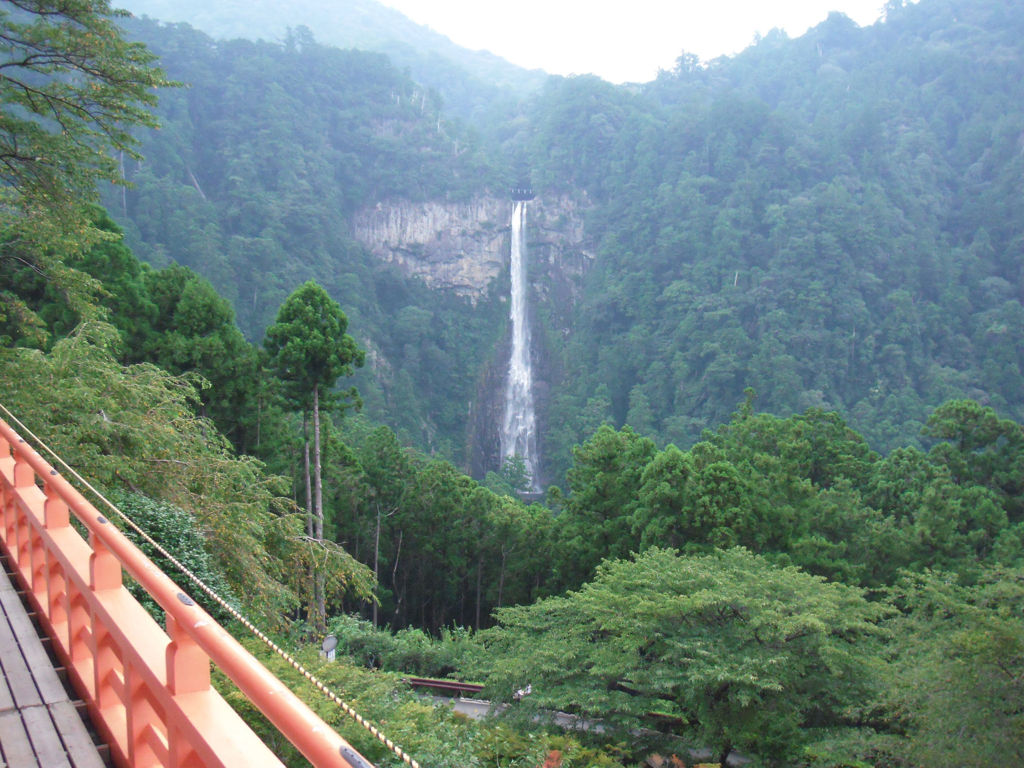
[117,0,545,121]
[114,0,1024,482]
[111,18,508,461]
[521,0,1024,471]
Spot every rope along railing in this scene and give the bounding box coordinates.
[0,404,419,768]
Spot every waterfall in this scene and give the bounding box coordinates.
[500,200,540,490]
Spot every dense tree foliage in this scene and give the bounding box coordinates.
[884,566,1024,766]
[480,548,889,766]
[520,0,1024,478]
[548,394,1023,592]
[329,415,555,633]
[5,1,1024,765]
[0,0,169,342]
[109,489,238,623]
[3,205,265,450]
[0,0,163,201]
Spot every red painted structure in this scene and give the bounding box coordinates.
[404,677,484,696]
[0,417,374,768]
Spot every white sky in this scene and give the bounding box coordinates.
[377,0,891,83]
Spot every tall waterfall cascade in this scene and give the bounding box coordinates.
[500,200,540,490]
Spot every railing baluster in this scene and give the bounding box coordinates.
[166,613,210,695]
[89,532,123,591]
[43,482,70,630]
[10,445,34,569]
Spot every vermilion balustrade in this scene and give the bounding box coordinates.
[0,417,374,768]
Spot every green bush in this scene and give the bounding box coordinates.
[108,490,239,624]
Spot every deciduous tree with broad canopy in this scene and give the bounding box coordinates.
[886,565,1024,766]
[0,0,170,339]
[479,547,890,767]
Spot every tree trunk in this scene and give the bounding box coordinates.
[119,151,127,215]
[313,387,324,541]
[391,529,404,625]
[312,386,325,631]
[497,548,507,608]
[372,500,381,628]
[718,743,732,768]
[474,554,483,631]
[302,413,312,538]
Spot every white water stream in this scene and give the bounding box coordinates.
[500,200,540,489]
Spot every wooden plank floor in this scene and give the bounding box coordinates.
[0,556,107,768]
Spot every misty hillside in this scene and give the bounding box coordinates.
[111,16,508,463]
[111,0,1024,481]
[117,0,546,121]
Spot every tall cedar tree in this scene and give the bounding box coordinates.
[264,280,364,628]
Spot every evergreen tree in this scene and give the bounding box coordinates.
[264,280,365,629]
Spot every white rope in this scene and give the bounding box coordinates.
[0,402,421,768]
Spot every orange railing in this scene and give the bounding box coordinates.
[0,417,374,768]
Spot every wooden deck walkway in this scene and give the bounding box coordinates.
[0,556,107,768]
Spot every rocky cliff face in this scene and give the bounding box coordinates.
[351,197,508,300]
[352,192,594,481]
[350,193,592,299]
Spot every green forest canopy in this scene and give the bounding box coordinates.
[105,0,1024,484]
[2,0,1024,765]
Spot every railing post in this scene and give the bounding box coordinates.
[89,530,122,591]
[167,611,211,768]
[11,439,34,486]
[8,440,35,567]
[43,480,70,630]
[166,611,211,695]
[0,433,17,538]
[44,478,70,528]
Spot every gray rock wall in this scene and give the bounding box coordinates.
[351,193,593,299]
